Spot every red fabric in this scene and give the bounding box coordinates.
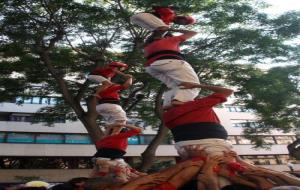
[144,35,187,66]
[153,182,177,190]
[163,93,227,129]
[108,61,128,69]
[213,165,221,173]
[154,7,176,25]
[96,129,142,151]
[95,171,108,176]
[90,67,116,79]
[227,162,247,176]
[97,84,124,100]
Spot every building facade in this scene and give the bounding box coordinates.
[0,95,298,182]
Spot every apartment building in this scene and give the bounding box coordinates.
[0,95,298,182]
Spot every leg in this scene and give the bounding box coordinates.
[88,75,109,83]
[147,60,200,87]
[147,60,200,106]
[130,13,169,31]
[96,104,127,125]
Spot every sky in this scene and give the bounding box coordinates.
[263,0,300,15]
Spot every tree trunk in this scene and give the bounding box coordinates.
[40,48,103,145]
[139,124,168,172]
[139,85,167,171]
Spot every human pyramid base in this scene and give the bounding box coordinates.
[56,6,300,190]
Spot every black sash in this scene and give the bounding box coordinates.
[146,50,185,60]
[97,99,120,105]
[94,148,126,159]
[170,122,228,142]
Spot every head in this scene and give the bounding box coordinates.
[152,6,176,24]
[105,124,123,136]
[173,16,196,25]
[84,177,123,190]
[68,177,88,187]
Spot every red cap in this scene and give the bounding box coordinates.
[108,61,128,69]
[153,7,176,25]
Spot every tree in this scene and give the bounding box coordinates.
[0,0,299,170]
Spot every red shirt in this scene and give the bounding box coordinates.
[144,35,187,66]
[163,93,227,129]
[90,67,116,79]
[97,84,124,100]
[96,129,142,151]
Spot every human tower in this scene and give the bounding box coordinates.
[84,6,300,190]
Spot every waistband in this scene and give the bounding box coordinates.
[146,50,184,60]
[170,122,228,142]
[97,99,120,105]
[94,148,126,159]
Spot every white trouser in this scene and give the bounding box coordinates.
[96,103,127,124]
[175,139,233,158]
[130,13,169,31]
[88,75,109,84]
[145,59,200,106]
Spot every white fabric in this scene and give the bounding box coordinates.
[145,59,200,106]
[130,12,169,31]
[175,139,233,157]
[88,75,109,84]
[96,103,127,124]
[94,157,127,166]
[162,87,200,107]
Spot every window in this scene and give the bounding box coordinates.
[242,155,278,165]
[128,136,139,145]
[231,120,261,128]
[32,97,41,104]
[41,98,50,104]
[15,97,23,104]
[277,155,290,164]
[227,106,254,113]
[140,135,155,144]
[0,132,5,143]
[7,133,34,143]
[264,136,276,144]
[236,136,251,144]
[10,115,26,122]
[36,134,64,144]
[23,97,32,104]
[275,136,294,145]
[232,123,245,127]
[65,134,92,144]
[49,98,58,105]
[227,136,237,144]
